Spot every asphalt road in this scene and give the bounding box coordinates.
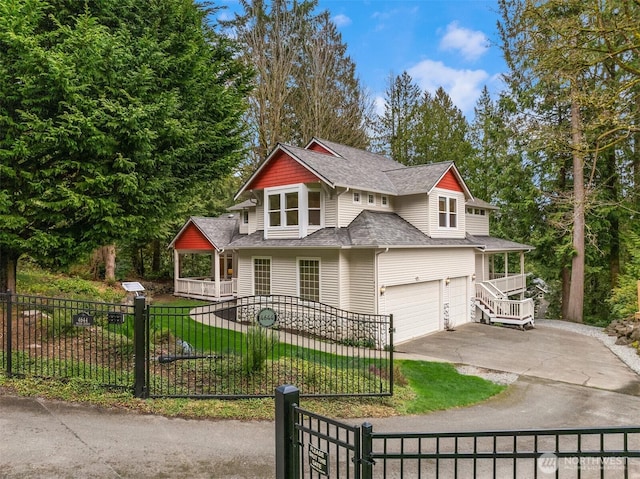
[2,322,640,478]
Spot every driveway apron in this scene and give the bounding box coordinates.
[396,321,640,395]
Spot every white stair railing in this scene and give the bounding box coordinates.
[475,282,534,324]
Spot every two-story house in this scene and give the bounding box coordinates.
[169,138,535,343]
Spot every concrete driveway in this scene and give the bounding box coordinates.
[396,321,640,395]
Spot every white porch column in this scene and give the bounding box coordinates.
[520,252,526,299]
[214,250,221,298]
[173,250,180,293]
[504,253,509,277]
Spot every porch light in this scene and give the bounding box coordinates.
[445,277,451,286]
[379,285,386,296]
[471,273,476,281]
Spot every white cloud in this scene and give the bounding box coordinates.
[439,21,489,62]
[332,14,352,28]
[407,59,489,115]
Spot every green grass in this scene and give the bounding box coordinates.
[399,360,506,414]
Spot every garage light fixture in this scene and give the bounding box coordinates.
[379,285,386,296]
[445,277,451,286]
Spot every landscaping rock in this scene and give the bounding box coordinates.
[604,317,640,352]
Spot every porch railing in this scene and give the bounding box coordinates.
[174,278,237,299]
[488,274,525,295]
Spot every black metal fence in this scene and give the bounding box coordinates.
[0,291,137,390]
[276,386,640,478]
[146,295,393,398]
[1,292,393,399]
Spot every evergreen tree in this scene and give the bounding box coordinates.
[0,0,252,291]
[413,87,473,166]
[375,72,421,164]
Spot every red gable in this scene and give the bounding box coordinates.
[305,141,332,155]
[436,169,463,193]
[248,150,320,190]
[174,223,215,250]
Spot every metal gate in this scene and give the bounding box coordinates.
[276,386,640,478]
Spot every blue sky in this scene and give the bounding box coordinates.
[217,0,506,118]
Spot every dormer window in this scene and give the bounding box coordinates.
[242,210,249,224]
[353,192,361,204]
[368,194,375,205]
[439,196,457,228]
[267,189,299,227]
[381,196,389,207]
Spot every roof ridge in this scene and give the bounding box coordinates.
[383,161,453,173]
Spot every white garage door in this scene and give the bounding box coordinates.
[385,281,440,344]
[448,277,468,328]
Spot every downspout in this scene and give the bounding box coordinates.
[375,247,389,315]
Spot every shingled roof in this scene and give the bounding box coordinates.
[236,138,472,199]
[228,211,482,249]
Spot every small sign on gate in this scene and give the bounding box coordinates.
[72,311,94,327]
[257,307,277,328]
[308,444,329,475]
[107,311,124,324]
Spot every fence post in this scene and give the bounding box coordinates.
[361,422,374,479]
[275,384,300,479]
[4,290,12,375]
[133,295,147,398]
[389,313,394,396]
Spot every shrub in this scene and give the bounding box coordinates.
[243,326,278,376]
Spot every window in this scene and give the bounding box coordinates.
[285,192,299,226]
[267,191,298,227]
[439,196,457,228]
[253,258,271,295]
[368,194,375,205]
[308,191,321,226]
[242,210,249,224]
[268,194,281,227]
[298,259,320,302]
[381,196,388,207]
[353,192,360,204]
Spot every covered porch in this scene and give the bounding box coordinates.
[169,216,240,302]
[472,238,535,328]
[173,250,238,301]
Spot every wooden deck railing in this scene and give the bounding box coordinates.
[175,278,237,299]
[488,274,525,295]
